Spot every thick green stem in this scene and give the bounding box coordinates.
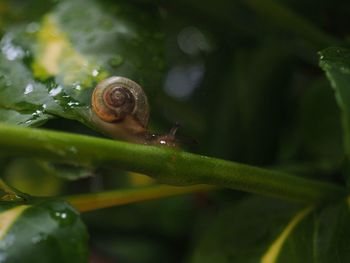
[0,124,346,203]
[65,184,215,212]
[245,0,339,49]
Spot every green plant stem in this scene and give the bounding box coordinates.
[65,184,215,212]
[245,0,339,49]
[0,124,346,203]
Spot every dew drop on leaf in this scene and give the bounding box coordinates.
[50,208,76,227]
[31,232,47,244]
[91,69,99,77]
[49,85,63,97]
[67,101,80,107]
[25,23,40,34]
[24,84,34,95]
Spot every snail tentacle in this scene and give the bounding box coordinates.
[92,76,180,147]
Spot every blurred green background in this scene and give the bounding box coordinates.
[0,0,347,262]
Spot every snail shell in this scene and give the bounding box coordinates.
[91,76,180,147]
[92,76,149,128]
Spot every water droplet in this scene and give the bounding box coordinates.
[92,69,99,77]
[74,84,82,91]
[108,55,124,68]
[31,233,47,244]
[68,101,80,107]
[1,34,25,61]
[32,109,43,118]
[24,84,34,95]
[49,85,63,97]
[56,211,67,219]
[26,22,40,34]
[50,209,76,227]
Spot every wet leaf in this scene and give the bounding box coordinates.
[3,159,63,196]
[298,78,343,162]
[190,197,350,263]
[48,163,94,181]
[0,180,88,263]
[0,0,165,133]
[319,47,350,158]
[0,0,53,33]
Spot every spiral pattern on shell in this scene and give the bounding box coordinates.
[92,76,149,127]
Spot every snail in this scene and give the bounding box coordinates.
[91,76,179,147]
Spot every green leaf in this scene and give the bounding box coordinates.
[277,201,350,263]
[319,47,350,158]
[0,180,88,263]
[3,159,63,196]
[0,46,62,126]
[190,197,350,263]
[84,194,203,262]
[190,197,301,263]
[311,200,350,262]
[0,0,164,134]
[298,77,343,162]
[0,0,53,33]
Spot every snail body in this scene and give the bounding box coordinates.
[91,76,179,147]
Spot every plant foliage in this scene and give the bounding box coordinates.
[0,0,349,262]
